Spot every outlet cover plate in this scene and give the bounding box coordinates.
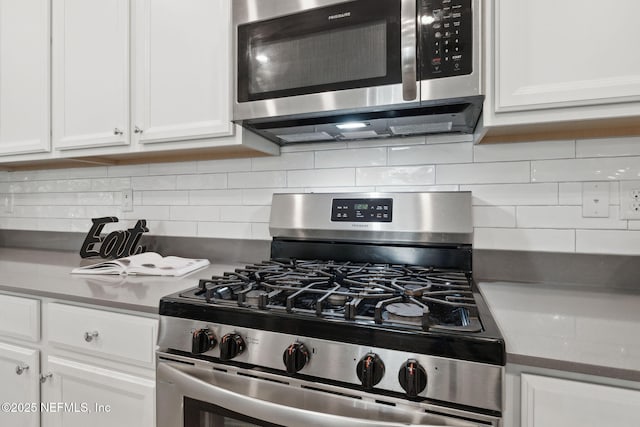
[121,189,133,212]
[582,182,609,218]
[620,180,640,220]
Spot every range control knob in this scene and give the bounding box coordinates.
[219,333,246,360]
[356,353,385,389]
[398,359,428,398]
[283,343,309,374]
[191,329,217,354]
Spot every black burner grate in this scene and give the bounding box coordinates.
[181,259,482,333]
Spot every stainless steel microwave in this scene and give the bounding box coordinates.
[233,0,483,145]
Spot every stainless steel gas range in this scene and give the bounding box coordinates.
[156,192,505,427]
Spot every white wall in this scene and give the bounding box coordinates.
[1,134,640,255]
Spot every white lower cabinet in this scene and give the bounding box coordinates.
[521,373,640,427]
[0,343,40,427]
[0,293,157,427]
[41,356,154,427]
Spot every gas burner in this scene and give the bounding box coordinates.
[386,302,426,323]
[180,260,482,333]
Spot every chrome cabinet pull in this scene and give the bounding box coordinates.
[40,373,53,383]
[15,364,29,375]
[134,126,143,134]
[84,331,99,342]
[113,128,124,135]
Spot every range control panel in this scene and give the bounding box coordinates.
[331,198,393,222]
[420,0,473,79]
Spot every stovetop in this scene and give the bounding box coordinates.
[179,259,482,334]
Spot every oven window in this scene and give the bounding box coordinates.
[183,397,283,427]
[237,0,401,102]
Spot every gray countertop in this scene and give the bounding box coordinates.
[0,248,243,314]
[2,247,639,381]
[479,281,640,382]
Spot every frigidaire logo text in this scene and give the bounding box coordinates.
[328,12,351,20]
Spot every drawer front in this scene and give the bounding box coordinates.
[0,294,40,342]
[47,303,157,367]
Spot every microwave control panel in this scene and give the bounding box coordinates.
[420,0,473,80]
[331,199,393,223]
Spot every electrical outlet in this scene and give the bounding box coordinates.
[620,181,640,219]
[121,189,133,212]
[582,182,609,218]
[3,194,13,214]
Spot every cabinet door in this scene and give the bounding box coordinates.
[52,0,129,150]
[0,0,50,155]
[132,0,233,145]
[521,373,640,427]
[42,356,154,427]
[0,343,39,427]
[494,0,640,112]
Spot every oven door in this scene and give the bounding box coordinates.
[233,0,418,121]
[157,355,500,427]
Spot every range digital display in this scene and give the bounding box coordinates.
[331,198,393,222]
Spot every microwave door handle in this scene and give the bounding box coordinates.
[401,0,417,101]
[158,362,443,427]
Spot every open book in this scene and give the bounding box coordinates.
[71,252,210,277]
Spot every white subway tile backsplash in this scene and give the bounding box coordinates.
[473,140,575,162]
[252,152,314,171]
[356,166,434,186]
[120,206,171,221]
[142,191,189,206]
[389,143,472,166]
[108,164,150,177]
[251,223,271,240]
[289,168,355,187]
[228,171,287,189]
[304,186,376,193]
[241,188,303,205]
[4,134,640,256]
[532,157,640,182]
[576,230,640,255]
[473,206,516,228]
[460,183,558,206]
[315,147,386,168]
[91,177,131,191]
[170,206,220,222]
[77,192,116,206]
[474,228,575,252]
[220,206,271,223]
[132,175,177,190]
[177,173,226,190]
[189,190,243,206]
[558,183,582,205]
[517,206,627,230]
[148,161,197,175]
[197,158,252,173]
[576,137,640,158]
[149,221,198,237]
[375,185,459,192]
[437,162,530,185]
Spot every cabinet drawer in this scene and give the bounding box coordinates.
[47,303,157,367]
[0,294,40,342]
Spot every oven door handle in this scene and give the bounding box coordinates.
[159,362,445,427]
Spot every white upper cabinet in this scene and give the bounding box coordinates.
[52,0,130,150]
[484,0,640,130]
[132,0,233,145]
[0,0,50,155]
